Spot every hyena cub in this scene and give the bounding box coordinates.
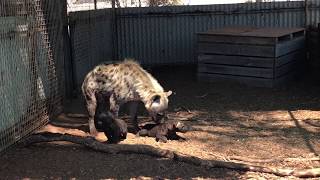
[94,92,127,143]
[137,120,189,143]
[82,59,172,136]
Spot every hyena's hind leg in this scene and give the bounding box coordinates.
[109,94,120,118]
[84,91,99,136]
[128,101,140,132]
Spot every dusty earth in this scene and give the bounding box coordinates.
[1,65,320,179]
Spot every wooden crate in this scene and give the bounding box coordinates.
[197,27,306,87]
[307,27,320,73]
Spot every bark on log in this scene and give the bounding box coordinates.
[216,155,320,163]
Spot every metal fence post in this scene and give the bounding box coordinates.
[111,0,118,61]
[305,0,308,27]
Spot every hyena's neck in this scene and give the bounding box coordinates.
[131,66,164,104]
[134,84,159,104]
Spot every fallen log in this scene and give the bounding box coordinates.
[20,126,320,178]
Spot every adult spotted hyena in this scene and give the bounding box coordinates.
[82,59,172,136]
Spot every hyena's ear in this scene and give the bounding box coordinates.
[166,90,172,97]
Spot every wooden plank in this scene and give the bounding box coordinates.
[292,30,305,39]
[198,71,300,88]
[198,63,273,78]
[198,42,275,57]
[273,71,300,87]
[198,32,303,45]
[310,51,320,58]
[198,73,274,88]
[308,38,320,45]
[198,54,274,68]
[198,27,305,45]
[197,27,258,36]
[307,31,320,38]
[275,36,305,57]
[275,59,303,78]
[197,34,276,45]
[242,28,305,38]
[275,50,305,67]
[198,27,305,38]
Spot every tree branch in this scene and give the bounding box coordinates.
[20,129,320,178]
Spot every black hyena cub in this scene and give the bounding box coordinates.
[137,120,189,143]
[94,92,127,143]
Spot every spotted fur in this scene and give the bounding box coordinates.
[82,59,172,135]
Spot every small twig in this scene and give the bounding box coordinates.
[195,93,208,98]
[166,114,189,121]
[207,152,320,163]
[179,106,192,114]
[228,156,320,163]
[65,113,88,118]
[284,157,320,162]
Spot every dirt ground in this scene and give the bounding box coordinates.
[1,65,320,180]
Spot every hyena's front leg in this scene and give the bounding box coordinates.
[156,133,168,143]
[129,101,140,132]
[85,93,99,136]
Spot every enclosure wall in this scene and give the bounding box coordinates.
[69,1,320,89]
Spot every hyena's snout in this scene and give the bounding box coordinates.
[119,131,127,140]
[153,112,168,124]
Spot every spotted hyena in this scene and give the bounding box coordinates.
[82,59,172,136]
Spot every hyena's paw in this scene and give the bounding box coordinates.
[178,136,187,142]
[136,129,148,137]
[89,126,99,137]
[128,126,141,134]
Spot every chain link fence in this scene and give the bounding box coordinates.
[0,0,64,152]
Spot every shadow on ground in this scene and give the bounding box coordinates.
[0,144,243,179]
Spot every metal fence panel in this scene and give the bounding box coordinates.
[42,0,70,100]
[0,0,64,152]
[69,10,113,88]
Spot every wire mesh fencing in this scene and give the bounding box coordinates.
[0,0,64,152]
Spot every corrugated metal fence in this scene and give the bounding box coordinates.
[308,0,320,27]
[69,1,320,88]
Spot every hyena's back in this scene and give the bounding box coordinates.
[82,59,165,103]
